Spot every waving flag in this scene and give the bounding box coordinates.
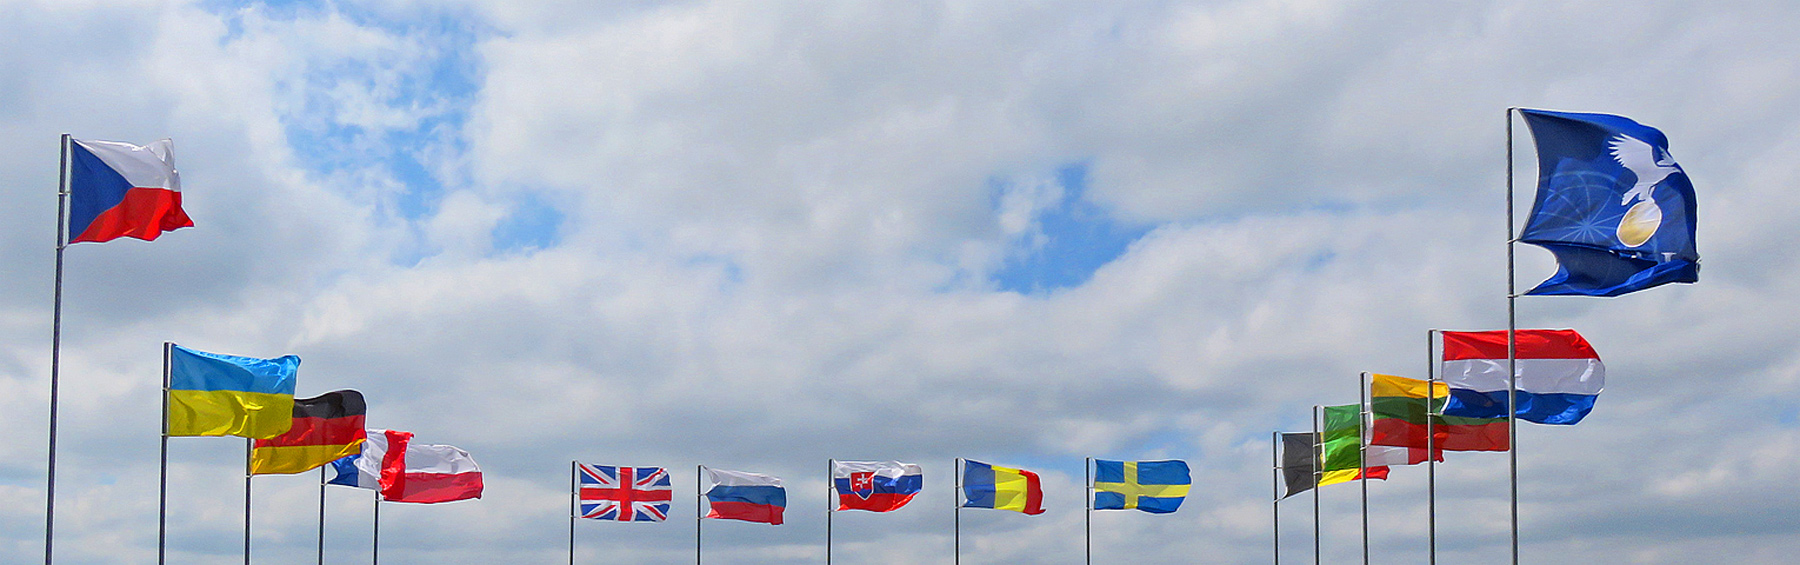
[67,138,192,243]
[1368,373,1508,452]
[833,460,923,512]
[251,390,366,474]
[328,429,407,491]
[579,464,672,522]
[1320,404,1389,486]
[385,441,484,504]
[167,345,298,439]
[1518,109,1698,296]
[1093,459,1190,514]
[702,467,785,525]
[1440,329,1606,425]
[1277,433,1317,499]
[960,460,1044,515]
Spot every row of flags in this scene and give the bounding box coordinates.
[1277,329,1607,497]
[165,344,485,504]
[577,459,1193,524]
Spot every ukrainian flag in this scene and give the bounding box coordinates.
[167,345,299,439]
[1093,459,1189,514]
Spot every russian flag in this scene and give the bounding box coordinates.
[67,138,192,244]
[1440,329,1606,425]
[702,467,785,525]
[832,460,923,512]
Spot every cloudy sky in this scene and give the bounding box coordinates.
[2,0,1798,563]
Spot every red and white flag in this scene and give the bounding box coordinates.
[346,429,484,503]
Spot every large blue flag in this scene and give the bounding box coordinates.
[1518,109,1698,297]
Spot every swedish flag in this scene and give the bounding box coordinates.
[1093,459,1189,514]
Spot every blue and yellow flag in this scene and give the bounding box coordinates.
[1518,109,1698,296]
[1093,459,1189,514]
[167,345,299,439]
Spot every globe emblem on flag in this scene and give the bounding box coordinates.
[1608,133,1682,248]
[848,472,876,499]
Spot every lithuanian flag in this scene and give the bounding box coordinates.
[1319,404,1388,486]
[251,390,367,475]
[1367,373,1508,452]
[167,345,298,439]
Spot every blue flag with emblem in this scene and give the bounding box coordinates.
[1092,459,1189,514]
[1517,109,1698,297]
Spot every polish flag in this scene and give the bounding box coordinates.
[344,429,484,503]
[67,138,192,243]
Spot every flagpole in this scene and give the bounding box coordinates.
[1505,105,1521,565]
[158,341,171,565]
[1359,372,1369,565]
[825,459,834,565]
[371,490,380,565]
[952,458,961,565]
[568,461,576,565]
[45,132,69,565]
[695,465,703,565]
[318,466,327,565]
[1312,406,1321,565]
[1084,456,1092,565]
[244,439,253,565]
[1426,329,1438,565]
[1273,431,1281,565]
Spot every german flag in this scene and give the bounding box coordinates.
[251,390,366,475]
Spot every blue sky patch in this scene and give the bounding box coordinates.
[991,163,1151,294]
[491,193,565,254]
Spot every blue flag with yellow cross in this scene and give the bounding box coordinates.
[1092,459,1189,514]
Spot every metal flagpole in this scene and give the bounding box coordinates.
[245,439,253,565]
[318,466,327,565]
[371,490,379,565]
[45,133,69,565]
[1426,330,1438,565]
[1359,372,1369,565]
[953,458,961,565]
[825,459,834,565]
[1084,456,1092,565]
[568,461,577,565]
[1312,406,1321,565]
[1274,435,1284,564]
[1505,106,1521,565]
[159,342,172,564]
[695,465,703,565]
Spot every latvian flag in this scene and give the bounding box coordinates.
[1440,329,1606,425]
[67,138,192,243]
[578,463,672,522]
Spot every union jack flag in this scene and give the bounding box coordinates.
[579,463,672,522]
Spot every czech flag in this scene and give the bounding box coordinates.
[832,460,923,512]
[67,138,192,244]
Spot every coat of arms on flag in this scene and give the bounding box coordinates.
[578,463,673,522]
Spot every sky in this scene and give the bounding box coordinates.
[2,0,1799,563]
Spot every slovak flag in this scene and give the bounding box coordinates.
[702,467,785,525]
[67,138,193,244]
[832,460,923,512]
[578,463,672,522]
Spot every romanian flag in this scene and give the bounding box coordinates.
[961,460,1044,515]
[1093,459,1189,514]
[1367,373,1509,452]
[67,138,192,244]
[250,390,366,475]
[1320,404,1389,486]
[167,345,299,439]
